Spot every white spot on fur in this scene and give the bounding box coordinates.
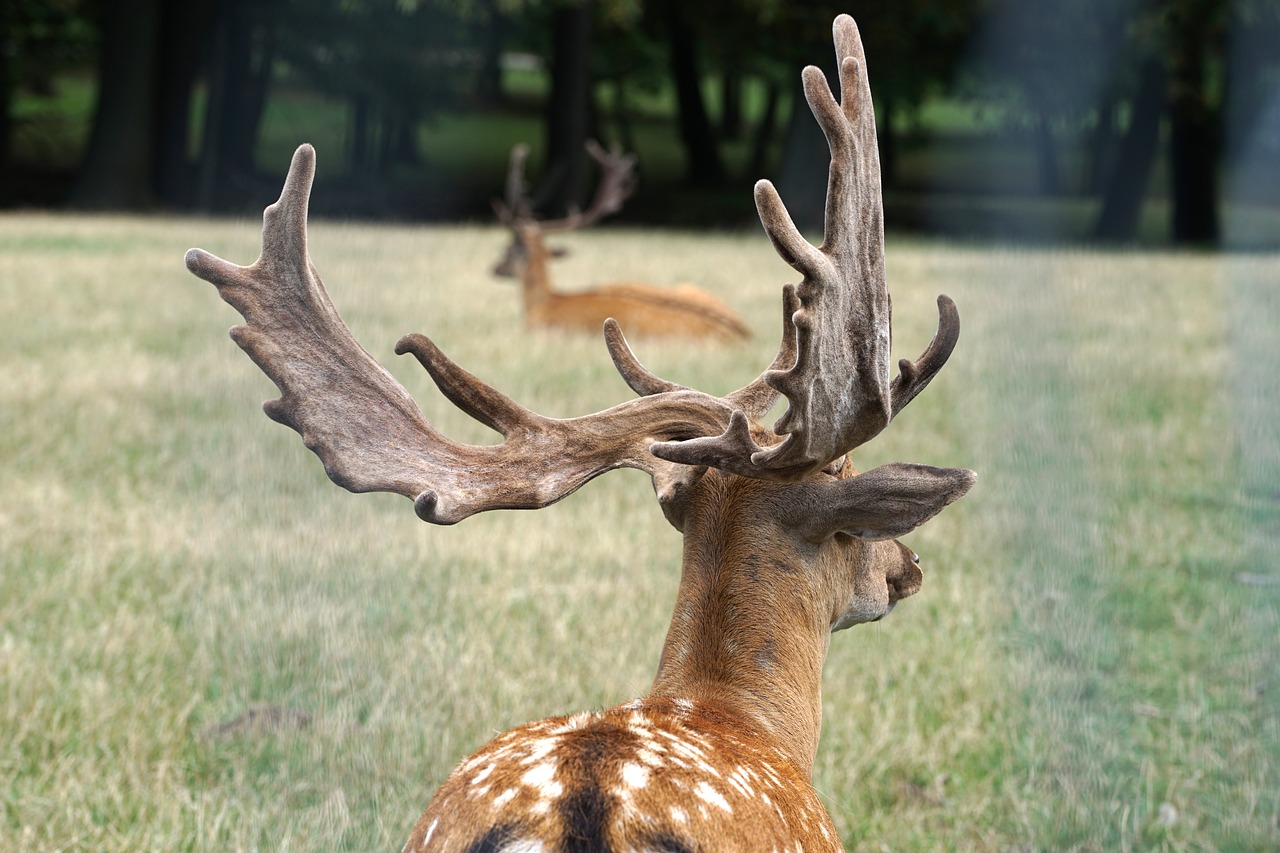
[670,805,689,824]
[519,737,561,765]
[674,698,694,713]
[674,740,706,760]
[522,758,558,788]
[493,788,518,808]
[422,818,438,847]
[470,763,495,786]
[726,766,754,797]
[620,762,649,789]
[694,780,732,813]
[495,840,546,853]
[636,748,663,768]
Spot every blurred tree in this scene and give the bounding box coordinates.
[534,0,595,213]
[276,0,474,176]
[971,0,1130,197]
[0,0,94,196]
[1163,0,1227,243]
[191,0,270,209]
[653,0,725,187]
[1091,0,1278,244]
[68,0,161,208]
[763,0,981,229]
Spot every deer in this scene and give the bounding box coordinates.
[184,15,975,852]
[492,139,753,341]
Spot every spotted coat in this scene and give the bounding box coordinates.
[403,697,843,853]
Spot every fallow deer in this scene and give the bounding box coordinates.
[185,15,975,852]
[492,139,752,340]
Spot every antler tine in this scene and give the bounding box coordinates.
[602,278,797,420]
[536,139,637,234]
[494,143,533,225]
[651,14,960,481]
[187,144,736,524]
[891,294,960,418]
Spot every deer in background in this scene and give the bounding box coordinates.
[492,139,752,340]
[186,14,974,852]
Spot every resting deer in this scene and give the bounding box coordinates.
[492,140,752,340]
[185,15,974,852]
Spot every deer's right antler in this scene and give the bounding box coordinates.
[641,14,960,480]
[186,145,734,524]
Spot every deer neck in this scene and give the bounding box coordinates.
[647,477,832,777]
[516,231,556,312]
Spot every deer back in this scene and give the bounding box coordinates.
[404,698,840,853]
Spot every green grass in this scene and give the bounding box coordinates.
[1,211,1277,851]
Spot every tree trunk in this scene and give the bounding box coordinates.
[351,93,373,171]
[663,0,724,187]
[720,65,742,142]
[746,80,782,180]
[775,71,830,232]
[535,0,594,215]
[1092,59,1165,242]
[220,8,274,177]
[153,0,218,207]
[1167,26,1220,245]
[70,0,162,209]
[878,94,898,189]
[1086,92,1118,195]
[0,0,13,191]
[475,0,508,106]
[1034,109,1060,196]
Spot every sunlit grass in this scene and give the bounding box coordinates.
[1,212,1276,850]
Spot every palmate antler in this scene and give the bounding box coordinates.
[647,17,959,480]
[185,15,960,522]
[186,145,739,524]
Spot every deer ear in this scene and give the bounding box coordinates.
[651,464,708,532]
[786,463,976,542]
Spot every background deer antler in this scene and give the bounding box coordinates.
[494,139,637,234]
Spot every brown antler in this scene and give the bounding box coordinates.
[530,139,637,233]
[493,140,636,234]
[186,144,735,524]
[646,15,960,480]
[493,143,533,226]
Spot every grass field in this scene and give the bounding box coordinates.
[1,207,1277,851]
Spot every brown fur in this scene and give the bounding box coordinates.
[403,465,931,853]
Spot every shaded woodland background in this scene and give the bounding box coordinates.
[3,0,1279,246]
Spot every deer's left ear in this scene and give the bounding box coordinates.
[784,463,976,543]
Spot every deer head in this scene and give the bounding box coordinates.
[186,15,973,851]
[491,139,637,279]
